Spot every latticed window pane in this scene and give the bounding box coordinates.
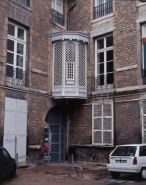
[93,103,113,145]
[65,42,76,85]
[79,43,86,86]
[54,43,63,86]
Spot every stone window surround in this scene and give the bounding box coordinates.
[10,0,33,11]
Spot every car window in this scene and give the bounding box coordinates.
[111,146,137,156]
[1,149,10,160]
[139,146,146,156]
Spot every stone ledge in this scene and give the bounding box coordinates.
[116,64,137,72]
[50,20,66,30]
[10,1,33,11]
[72,144,114,149]
[91,13,113,24]
[31,68,48,76]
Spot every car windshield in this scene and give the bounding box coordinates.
[112,146,137,156]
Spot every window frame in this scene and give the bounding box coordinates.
[95,34,114,86]
[92,103,114,146]
[7,22,27,80]
[52,0,63,14]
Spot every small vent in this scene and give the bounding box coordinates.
[54,43,63,86]
[79,43,86,87]
[65,42,76,85]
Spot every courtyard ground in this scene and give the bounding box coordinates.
[1,162,146,185]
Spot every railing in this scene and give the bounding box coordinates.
[6,68,26,87]
[94,0,113,19]
[11,0,29,7]
[94,75,114,91]
[51,9,64,26]
[142,69,146,85]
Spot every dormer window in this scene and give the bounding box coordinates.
[51,0,64,26]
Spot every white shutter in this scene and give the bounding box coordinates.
[16,99,28,162]
[142,101,146,143]
[92,103,113,145]
[4,98,17,159]
[4,98,28,162]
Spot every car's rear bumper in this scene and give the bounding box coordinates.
[107,164,141,173]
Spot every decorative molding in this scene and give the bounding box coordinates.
[31,68,48,76]
[51,31,89,43]
[91,13,113,24]
[116,65,137,72]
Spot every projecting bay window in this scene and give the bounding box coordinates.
[94,0,113,19]
[142,24,146,85]
[92,103,114,146]
[95,35,114,91]
[6,22,26,86]
[51,0,64,26]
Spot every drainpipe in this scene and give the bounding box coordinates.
[67,0,77,31]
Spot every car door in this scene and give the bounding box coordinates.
[0,150,5,179]
[139,146,146,167]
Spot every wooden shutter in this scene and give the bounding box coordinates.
[142,101,146,143]
[92,103,113,145]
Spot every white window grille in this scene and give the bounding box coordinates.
[92,103,114,145]
[95,34,114,91]
[54,42,63,86]
[79,43,86,87]
[6,22,26,86]
[142,101,146,143]
[65,42,76,85]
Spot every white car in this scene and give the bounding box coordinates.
[107,144,146,180]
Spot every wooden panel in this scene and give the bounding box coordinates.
[94,104,102,117]
[94,131,102,143]
[94,118,102,129]
[103,131,112,144]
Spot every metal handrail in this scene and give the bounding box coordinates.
[94,0,113,19]
[51,8,65,26]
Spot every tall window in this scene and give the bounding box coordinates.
[95,35,113,90]
[51,0,64,26]
[6,22,26,86]
[142,24,146,85]
[94,0,113,19]
[92,103,114,146]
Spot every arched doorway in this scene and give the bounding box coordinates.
[44,107,67,163]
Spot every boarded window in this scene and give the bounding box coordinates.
[92,103,113,145]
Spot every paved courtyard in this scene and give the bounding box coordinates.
[1,162,146,185]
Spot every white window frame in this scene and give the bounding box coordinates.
[95,34,113,85]
[52,0,63,14]
[7,22,27,77]
[92,103,114,146]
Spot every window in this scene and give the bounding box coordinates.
[11,0,29,7]
[51,0,64,26]
[94,0,113,19]
[95,35,114,91]
[142,101,146,143]
[112,146,137,157]
[6,22,26,86]
[1,149,10,160]
[92,103,114,145]
[140,146,146,156]
[142,24,146,84]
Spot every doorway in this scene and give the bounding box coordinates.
[44,107,66,163]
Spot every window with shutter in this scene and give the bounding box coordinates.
[142,101,146,143]
[92,103,114,145]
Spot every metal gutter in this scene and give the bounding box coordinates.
[67,0,77,31]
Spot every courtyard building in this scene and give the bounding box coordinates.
[0,0,146,163]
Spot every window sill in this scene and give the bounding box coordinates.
[72,144,114,149]
[91,13,113,24]
[136,2,146,7]
[50,20,66,30]
[10,1,33,11]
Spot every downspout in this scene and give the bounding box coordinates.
[67,0,77,31]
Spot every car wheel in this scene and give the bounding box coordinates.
[111,172,121,179]
[141,168,146,180]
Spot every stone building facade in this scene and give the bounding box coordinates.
[0,0,146,163]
